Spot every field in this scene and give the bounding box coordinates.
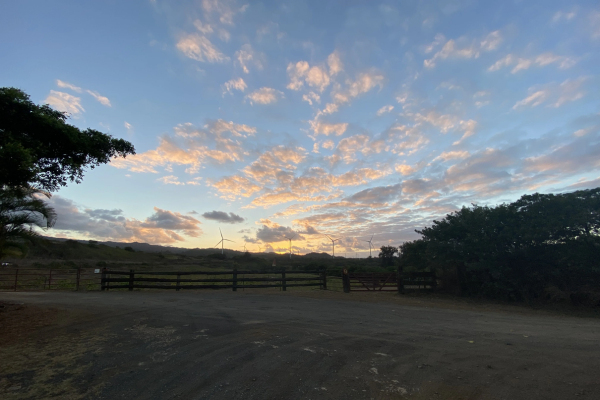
[1,290,599,400]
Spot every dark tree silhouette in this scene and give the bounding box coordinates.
[0,87,135,192]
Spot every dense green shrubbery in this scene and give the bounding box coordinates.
[399,188,600,304]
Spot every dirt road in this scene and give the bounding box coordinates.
[1,291,599,399]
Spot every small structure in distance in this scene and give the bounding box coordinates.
[214,228,235,255]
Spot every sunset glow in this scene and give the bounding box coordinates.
[3,0,599,255]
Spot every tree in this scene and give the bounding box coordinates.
[378,245,398,267]
[399,187,600,302]
[0,87,135,192]
[0,186,56,258]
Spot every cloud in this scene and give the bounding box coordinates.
[377,105,394,116]
[345,183,403,204]
[235,44,263,73]
[124,121,132,131]
[157,175,185,185]
[211,175,262,200]
[86,90,111,107]
[44,90,84,115]
[245,87,283,104]
[513,78,586,109]
[48,196,202,244]
[286,61,331,92]
[488,52,576,73]
[331,72,385,105]
[433,150,470,162]
[302,91,320,105]
[424,30,501,68]
[395,164,416,176]
[327,51,343,75]
[552,10,577,22]
[424,33,446,53]
[223,77,247,94]
[202,210,245,223]
[453,119,477,145]
[111,119,256,174]
[309,120,348,136]
[56,79,82,93]
[176,34,229,63]
[256,221,304,243]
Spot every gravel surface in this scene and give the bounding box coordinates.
[1,291,599,399]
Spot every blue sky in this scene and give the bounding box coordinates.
[2,0,599,255]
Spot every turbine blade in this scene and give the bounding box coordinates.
[224,239,235,243]
[219,228,223,239]
[214,240,222,247]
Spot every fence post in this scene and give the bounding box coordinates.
[101,268,107,291]
[342,268,350,293]
[321,268,327,290]
[129,269,134,291]
[397,265,404,294]
[282,269,287,291]
[14,268,18,291]
[232,269,237,292]
[48,269,52,290]
[176,273,181,291]
[76,267,81,291]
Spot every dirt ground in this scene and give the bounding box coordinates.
[1,290,599,400]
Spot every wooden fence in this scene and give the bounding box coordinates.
[0,267,101,291]
[101,268,327,291]
[342,268,437,293]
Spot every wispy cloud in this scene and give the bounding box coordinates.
[488,52,576,73]
[377,105,394,116]
[176,34,229,62]
[44,90,84,115]
[86,90,111,107]
[222,77,247,94]
[246,87,283,104]
[513,77,586,109]
[56,79,82,92]
[424,30,501,68]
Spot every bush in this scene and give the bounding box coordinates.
[124,246,135,252]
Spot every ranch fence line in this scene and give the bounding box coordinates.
[0,267,101,291]
[101,268,327,291]
[1,266,436,293]
[341,268,437,293]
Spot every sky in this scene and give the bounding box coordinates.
[1,0,600,256]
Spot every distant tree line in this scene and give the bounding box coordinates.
[396,188,600,304]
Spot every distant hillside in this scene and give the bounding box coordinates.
[45,237,189,253]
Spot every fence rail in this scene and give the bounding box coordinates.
[101,268,327,291]
[341,268,437,293]
[0,267,101,291]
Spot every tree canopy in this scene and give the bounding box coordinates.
[399,188,600,302]
[0,87,135,191]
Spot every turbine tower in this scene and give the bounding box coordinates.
[364,235,374,258]
[214,228,235,255]
[325,234,340,258]
[283,233,296,259]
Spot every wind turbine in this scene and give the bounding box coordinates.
[283,233,296,259]
[364,235,374,258]
[214,228,235,255]
[325,234,340,258]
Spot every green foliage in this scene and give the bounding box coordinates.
[0,87,135,191]
[0,186,56,258]
[378,245,398,267]
[207,253,226,260]
[123,246,135,252]
[400,188,600,303]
